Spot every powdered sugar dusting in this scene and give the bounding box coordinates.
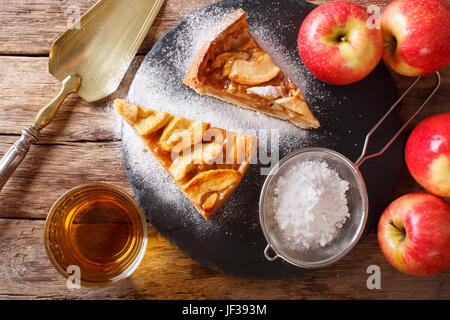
[119,3,330,232]
[105,1,400,277]
[125,5,321,149]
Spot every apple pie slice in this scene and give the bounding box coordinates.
[113,99,257,220]
[184,8,320,129]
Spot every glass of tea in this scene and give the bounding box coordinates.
[44,183,148,287]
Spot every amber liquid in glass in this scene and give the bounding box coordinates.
[45,185,147,286]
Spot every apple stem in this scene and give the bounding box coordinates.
[332,33,348,44]
[384,35,397,53]
[389,220,406,241]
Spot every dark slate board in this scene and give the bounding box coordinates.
[122,0,405,279]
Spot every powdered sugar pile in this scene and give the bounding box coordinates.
[273,160,350,250]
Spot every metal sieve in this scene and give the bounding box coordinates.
[259,72,441,269]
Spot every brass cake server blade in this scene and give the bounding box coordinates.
[0,0,164,191]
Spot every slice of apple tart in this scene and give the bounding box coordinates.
[113,99,257,220]
[184,8,320,129]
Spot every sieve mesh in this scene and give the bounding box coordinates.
[260,147,368,269]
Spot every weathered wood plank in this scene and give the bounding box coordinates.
[0,57,448,144]
[0,0,401,56]
[0,137,130,219]
[0,55,144,142]
[0,0,448,300]
[0,68,447,220]
[391,70,450,130]
[0,219,448,300]
[0,131,439,221]
[0,0,213,55]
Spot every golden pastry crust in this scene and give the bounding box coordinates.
[113,99,257,220]
[184,9,249,91]
[184,8,320,130]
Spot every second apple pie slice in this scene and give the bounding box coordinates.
[113,99,257,220]
[184,8,320,129]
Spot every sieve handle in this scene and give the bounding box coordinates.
[355,71,441,168]
[264,244,279,262]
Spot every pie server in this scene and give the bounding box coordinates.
[0,0,164,191]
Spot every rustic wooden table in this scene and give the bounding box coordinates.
[0,0,448,300]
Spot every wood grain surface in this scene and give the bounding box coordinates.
[0,0,448,299]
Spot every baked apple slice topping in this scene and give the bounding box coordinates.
[114,101,172,135]
[184,169,242,214]
[169,142,223,181]
[228,53,281,85]
[160,119,210,153]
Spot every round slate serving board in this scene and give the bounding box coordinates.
[122,0,405,279]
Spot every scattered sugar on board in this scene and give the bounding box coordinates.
[113,5,345,229]
[273,160,350,250]
[125,5,321,149]
[121,116,255,237]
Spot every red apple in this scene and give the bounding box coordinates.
[298,1,383,85]
[381,0,450,77]
[378,193,450,276]
[405,113,450,198]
